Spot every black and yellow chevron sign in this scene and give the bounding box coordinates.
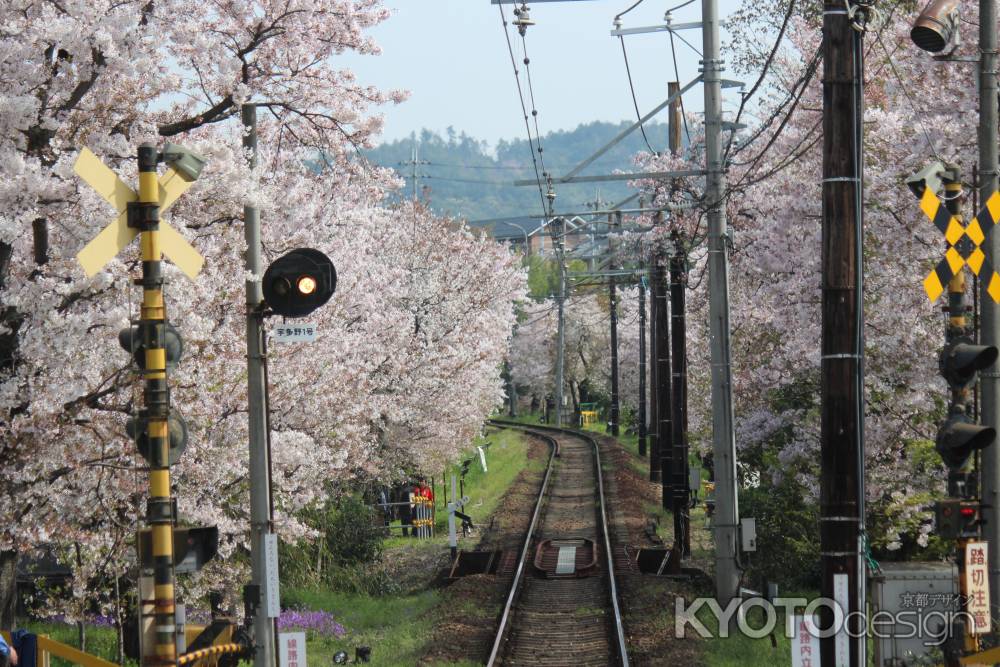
[920,188,1000,302]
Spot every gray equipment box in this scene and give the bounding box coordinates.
[871,561,958,666]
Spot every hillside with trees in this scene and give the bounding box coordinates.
[365,121,677,224]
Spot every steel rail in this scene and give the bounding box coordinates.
[486,420,630,666]
[484,421,558,666]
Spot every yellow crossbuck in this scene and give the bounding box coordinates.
[74,147,204,279]
[920,188,1000,303]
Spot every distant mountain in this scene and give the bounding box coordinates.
[364,121,674,232]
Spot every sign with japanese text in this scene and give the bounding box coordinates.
[789,614,820,667]
[278,632,306,667]
[965,541,991,634]
[272,323,318,343]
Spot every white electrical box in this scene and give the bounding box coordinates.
[740,517,757,552]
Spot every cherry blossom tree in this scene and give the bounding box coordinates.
[0,0,525,622]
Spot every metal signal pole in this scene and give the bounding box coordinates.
[243,104,278,667]
[135,143,178,667]
[700,0,741,603]
[978,0,1000,628]
[820,2,865,665]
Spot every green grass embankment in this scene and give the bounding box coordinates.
[289,425,538,666]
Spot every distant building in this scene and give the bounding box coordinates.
[472,216,601,258]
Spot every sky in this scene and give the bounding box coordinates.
[340,0,746,148]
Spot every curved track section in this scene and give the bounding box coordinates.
[486,421,629,667]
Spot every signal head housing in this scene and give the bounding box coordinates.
[939,336,999,390]
[263,248,336,318]
[936,412,996,470]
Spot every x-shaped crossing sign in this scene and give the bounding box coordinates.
[920,187,1000,303]
[74,147,204,279]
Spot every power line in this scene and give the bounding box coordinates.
[619,36,658,153]
[614,0,649,21]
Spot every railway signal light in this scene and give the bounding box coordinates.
[939,337,999,390]
[119,323,184,371]
[127,413,189,467]
[936,411,996,470]
[138,525,218,574]
[936,499,981,540]
[262,248,336,318]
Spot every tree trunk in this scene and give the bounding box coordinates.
[0,549,16,631]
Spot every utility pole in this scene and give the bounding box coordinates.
[654,243,671,491]
[648,238,658,471]
[399,141,429,201]
[646,241,663,469]
[701,0,741,605]
[638,270,648,457]
[819,3,865,665]
[609,212,621,436]
[662,79,681,518]
[978,0,1000,630]
[553,186,566,427]
[670,230,690,558]
[243,104,278,667]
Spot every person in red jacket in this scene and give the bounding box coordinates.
[416,478,434,502]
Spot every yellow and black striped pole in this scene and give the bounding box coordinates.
[133,143,177,667]
[945,177,968,335]
[942,173,982,657]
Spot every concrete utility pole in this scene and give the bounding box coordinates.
[978,0,1000,629]
[638,272,648,457]
[609,212,621,436]
[398,141,428,201]
[701,0,741,604]
[243,104,278,667]
[819,3,865,665]
[555,214,567,427]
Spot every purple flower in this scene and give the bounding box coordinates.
[276,609,346,638]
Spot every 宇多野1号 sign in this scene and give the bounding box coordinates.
[272,323,318,343]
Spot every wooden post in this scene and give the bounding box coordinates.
[670,231,690,557]
[820,3,865,664]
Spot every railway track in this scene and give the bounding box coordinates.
[485,421,629,667]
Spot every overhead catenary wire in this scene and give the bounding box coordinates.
[518,27,553,189]
[498,2,549,215]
